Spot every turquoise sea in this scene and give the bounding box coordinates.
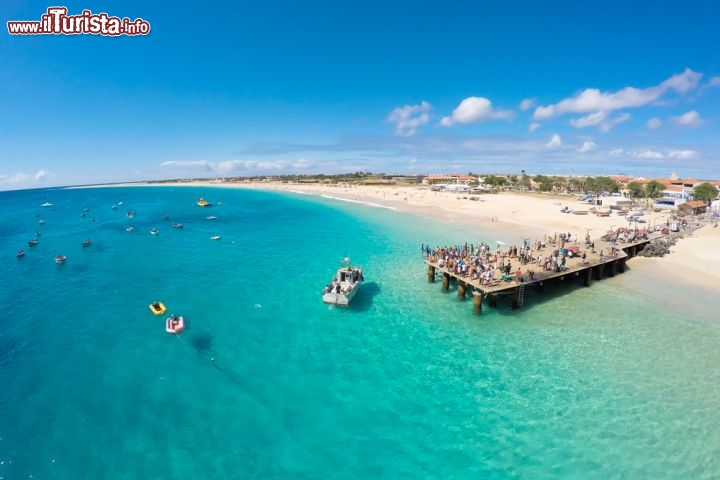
[1,185,719,479]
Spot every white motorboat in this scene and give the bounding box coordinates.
[322,258,364,306]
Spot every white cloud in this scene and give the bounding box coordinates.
[661,68,704,92]
[387,101,432,137]
[670,110,702,128]
[545,134,562,149]
[667,150,697,160]
[161,160,214,170]
[646,117,662,129]
[709,76,720,87]
[216,159,314,172]
[519,98,536,111]
[608,148,625,157]
[599,113,631,133]
[533,68,702,121]
[568,111,630,132]
[440,96,513,126]
[161,158,315,174]
[0,169,54,185]
[528,122,541,132]
[569,111,609,128]
[633,150,664,159]
[578,141,597,153]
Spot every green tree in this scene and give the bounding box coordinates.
[520,170,531,190]
[693,182,719,202]
[626,181,644,199]
[532,175,555,192]
[483,175,507,188]
[584,177,608,195]
[644,180,665,199]
[567,177,585,193]
[596,176,619,194]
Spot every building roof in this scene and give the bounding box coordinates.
[678,201,707,209]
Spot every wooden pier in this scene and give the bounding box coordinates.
[424,237,651,314]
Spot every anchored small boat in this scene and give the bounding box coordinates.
[322,258,364,306]
[16,249,25,258]
[210,235,221,240]
[150,228,159,235]
[205,216,217,220]
[81,239,92,247]
[28,239,39,247]
[166,315,185,334]
[197,198,210,207]
[149,301,167,315]
[126,226,135,232]
[55,255,67,264]
[172,223,184,229]
[41,202,53,208]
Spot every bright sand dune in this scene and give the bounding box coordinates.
[99,181,720,292]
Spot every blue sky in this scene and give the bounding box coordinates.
[2,0,720,189]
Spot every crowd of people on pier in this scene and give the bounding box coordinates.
[421,229,626,287]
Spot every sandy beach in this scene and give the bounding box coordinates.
[87,180,720,292]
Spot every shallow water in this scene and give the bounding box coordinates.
[1,186,718,479]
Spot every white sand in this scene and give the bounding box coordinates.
[84,180,720,292]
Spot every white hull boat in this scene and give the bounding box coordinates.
[322,258,364,306]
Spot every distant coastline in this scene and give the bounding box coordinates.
[65,176,720,297]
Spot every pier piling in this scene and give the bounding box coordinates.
[593,265,602,280]
[472,291,483,315]
[488,294,497,308]
[427,265,436,283]
[457,281,466,301]
[511,287,521,310]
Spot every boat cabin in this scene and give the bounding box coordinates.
[336,267,361,284]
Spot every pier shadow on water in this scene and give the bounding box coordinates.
[348,281,381,312]
[488,268,629,317]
